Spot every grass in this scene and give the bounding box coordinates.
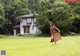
[0,35,80,56]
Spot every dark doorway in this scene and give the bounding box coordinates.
[23,26,30,33]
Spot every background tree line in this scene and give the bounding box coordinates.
[0,0,80,35]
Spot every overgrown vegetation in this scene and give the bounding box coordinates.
[28,0,80,35]
[0,0,80,35]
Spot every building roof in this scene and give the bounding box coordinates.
[19,14,34,18]
[13,25,20,29]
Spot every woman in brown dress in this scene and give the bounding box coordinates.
[49,22,61,44]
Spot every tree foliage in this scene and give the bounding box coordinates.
[0,0,80,35]
[50,2,74,34]
[28,0,74,34]
[0,0,29,34]
[68,3,80,33]
[0,3,5,34]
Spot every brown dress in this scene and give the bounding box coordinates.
[50,26,61,42]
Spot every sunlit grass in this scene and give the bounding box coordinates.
[0,36,80,56]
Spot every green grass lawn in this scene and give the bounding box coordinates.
[0,36,80,56]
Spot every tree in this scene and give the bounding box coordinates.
[35,0,55,34]
[49,2,74,34]
[68,3,80,33]
[0,2,5,34]
[28,0,74,34]
[0,3,4,21]
[0,0,29,34]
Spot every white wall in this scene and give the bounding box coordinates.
[13,29,17,35]
[20,18,41,35]
[20,19,25,35]
[27,18,32,23]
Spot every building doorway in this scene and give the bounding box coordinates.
[23,26,30,33]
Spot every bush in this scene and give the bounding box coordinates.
[0,35,6,38]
